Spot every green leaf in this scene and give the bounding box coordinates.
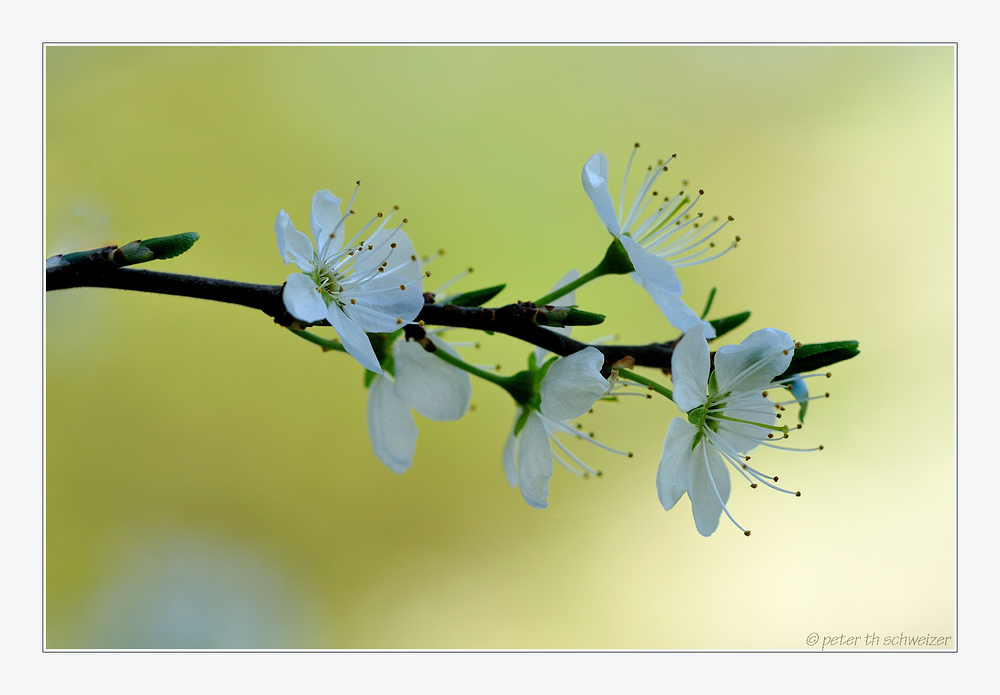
[561,308,605,326]
[535,306,606,327]
[442,284,506,307]
[708,311,750,340]
[777,340,860,380]
[139,232,200,260]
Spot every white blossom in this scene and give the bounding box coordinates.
[366,333,472,473]
[582,147,739,337]
[276,187,425,373]
[657,324,820,536]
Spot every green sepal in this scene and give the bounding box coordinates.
[138,232,200,260]
[363,369,378,388]
[687,405,707,428]
[442,284,506,307]
[700,287,717,320]
[691,429,704,451]
[777,340,860,381]
[513,406,533,437]
[708,311,751,340]
[594,237,635,276]
[505,370,540,409]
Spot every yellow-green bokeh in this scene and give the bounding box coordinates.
[46,46,954,649]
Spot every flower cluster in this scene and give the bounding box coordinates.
[273,148,839,535]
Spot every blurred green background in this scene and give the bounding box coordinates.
[45,46,954,649]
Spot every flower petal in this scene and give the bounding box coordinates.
[327,305,382,373]
[502,415,519,488]
[310,189,344,259]
[640,280,717,339]
[582,152,621,237]
[349,227,422,286]
[392,335,472,421]
[517,412,553,509]
[621,235,683,296]
[714,328,794,393]
[688,438,731,537]
[670,324,711,413]
[656,417,697,511]
[275,210,315,271]
[343,283,425,333]
[282,273,327,323]
[366,374,417,473]
[342,229,425,332]
[539,346,608,421]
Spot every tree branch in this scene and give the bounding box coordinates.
[46,264,677,371]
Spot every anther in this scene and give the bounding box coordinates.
[377,212,383,218]
[762,391,768,397]
[634,142,640,148]
[825,393,830,398]
[795,491,801,497]
[750,483,757,489]
[735,235,741,242]
[399,284,406,291]
[699,189,705,195]
[818,445,824,451]
[825,372,832,378]
[794,341,802,348]
[424,271,431,277]
[627,452,634,458]
[368,244,373,250]
[418,320,425,327]
[393,205,399,210]
[350,298,356,304]
[768,433,774,439]
[396,318,403,324]
[390,243,396,248]
[402,218,408,223]
[728,215,735,222]
[773,476,779,482]
[410,255,417,261]
[744,530,751,537]
[783,349,789,355]
[356,180,361,185]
